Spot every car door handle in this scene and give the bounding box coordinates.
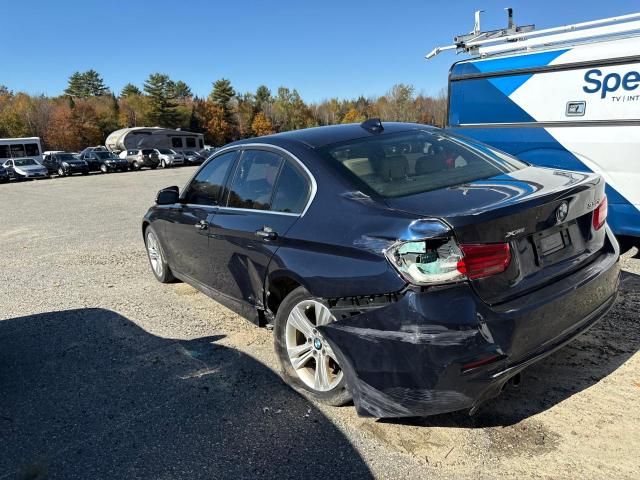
[195,220,208,230]
[255,227,278,240]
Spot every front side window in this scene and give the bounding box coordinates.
[186,137,196,148]
[318,130,526,198]
[183,151,236,205]
[25,143,40,156]
[227,150,283,211]
[271,161,310,214]
[10,144,25,158]
[171,137,182,148]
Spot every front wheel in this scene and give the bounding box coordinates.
[274,287,351,406]
[57,167,66,177]
[100,164,108,174]
[145,226,175,283]
[161,159,167,168]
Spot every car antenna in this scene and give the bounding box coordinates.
[361,118,384,133]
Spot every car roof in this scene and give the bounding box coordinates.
[229,122,438,149]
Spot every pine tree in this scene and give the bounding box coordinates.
[209,79,235,113]
[64,70,109,97]
[64,72,87,97]
[83,70,109,96]
[171,80,192,100]
[120,83,142,97]
[143,73,179,127]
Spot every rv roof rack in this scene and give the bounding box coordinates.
[426,9,640,59]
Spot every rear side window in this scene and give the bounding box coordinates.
[271,161,310,214]
[318,130,526,198]
[184,151,236,205]
[10,144,25,157]
[227,150,283,211]
[25,143,40,156]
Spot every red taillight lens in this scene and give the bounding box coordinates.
[592,195,608,230]
[457,243,511,280]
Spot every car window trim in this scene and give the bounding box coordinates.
[180,149,239,207]
[223,148,285,212]
[187,143,317,217]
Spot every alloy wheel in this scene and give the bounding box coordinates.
[285,300,343,392]
[146,231,163,277]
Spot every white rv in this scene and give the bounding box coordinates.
[0,137,43,164]
[429,11,640,248]
[105,127,205,154]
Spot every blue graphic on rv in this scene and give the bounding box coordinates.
[583,69,640,98]
[428,10,640,246]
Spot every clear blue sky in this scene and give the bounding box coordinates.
[1,0,637,102]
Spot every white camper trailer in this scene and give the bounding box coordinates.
[105,127,205,154]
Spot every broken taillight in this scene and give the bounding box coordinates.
[385,237,511,286]
[592,195,608,230]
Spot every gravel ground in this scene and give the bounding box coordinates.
[1,168,638,479]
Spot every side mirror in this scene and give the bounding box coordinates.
[156,186,180,205]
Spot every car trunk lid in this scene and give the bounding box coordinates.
[385,167,608,304]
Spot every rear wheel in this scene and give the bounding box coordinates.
[145,226,175,283]
[274,287,351,406]
[161,159,167,168]
[57,167,66,177]
[100,164,108,174]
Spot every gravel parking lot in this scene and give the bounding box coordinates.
[1,168,638,479]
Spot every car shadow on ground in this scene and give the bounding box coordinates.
[0,308,373,480]
[383,270,640,429]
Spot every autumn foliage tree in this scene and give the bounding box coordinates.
[1,69,448,150]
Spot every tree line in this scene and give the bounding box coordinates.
[0,70,447,151]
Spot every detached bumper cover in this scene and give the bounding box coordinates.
[319,237,620,418]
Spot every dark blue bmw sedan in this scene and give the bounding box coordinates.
[142,120,620,418]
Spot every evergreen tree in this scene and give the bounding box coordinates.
[64,70,109,97]
[171,80,192,100]
[64,72,86,97]
[209,78,235,113]
[143,73,179,127]
[255,85,271,111]
[83,70,109,96]
[120,83,142,97]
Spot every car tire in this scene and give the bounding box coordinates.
[133,161,141,171]
[144,226,175,283]
[57,167,66,177]
[274,286,351,407]
[150,165,157,170]
[100,164,108,174]
[161,159,167,168]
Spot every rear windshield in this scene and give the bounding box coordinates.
[318,130,526,198]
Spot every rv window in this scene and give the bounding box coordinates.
[172,138,182,148]
[0,145,9,159]
[10,144,26,158]
[198,139,204,149]
[186,138,196,148]
[25,143,40,156]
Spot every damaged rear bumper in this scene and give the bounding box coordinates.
[318,249,620,418]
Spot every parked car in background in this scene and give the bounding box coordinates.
[154,148,184,168]
[2,158,49,180]
[182,150,206,166]
[78,146,108,157]
[143,120,620,419]
[123,149,160,170]
[0,164,9,183]
[79,150,129,173]
[42,152,89,176]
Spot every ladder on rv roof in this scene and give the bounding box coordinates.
[426,9,640,59]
